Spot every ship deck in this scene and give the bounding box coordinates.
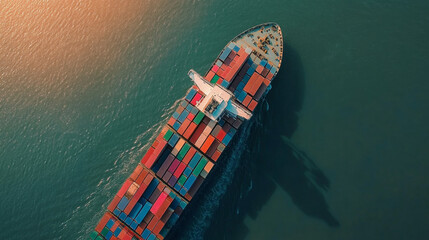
[92,23,284,240]
[233,23,283,71]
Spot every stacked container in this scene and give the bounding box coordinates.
[204,43,251,89]
[93,35,279,240]
[103,167,187,240]
[205,42,277,112]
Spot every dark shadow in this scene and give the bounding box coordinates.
[169,44,339,240]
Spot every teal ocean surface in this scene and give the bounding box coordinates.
[1,1,429,239]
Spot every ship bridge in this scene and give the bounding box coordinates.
[188,70,252,122]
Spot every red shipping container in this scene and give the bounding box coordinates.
[177,118,191,135]
[212,150,221,162]
[167,116,176,127]
[190,93,202,106]
[156,181,165,192]
[216,129,227,141]
[224,66,231,75]
[266,72,274,80]
[135,168,149,185]
[243,73,259,95]
[151,192,168,214]
[248,75,264,96]
[168,159,180,174]
[237,47,248,57]
[212,65,219,73]
[186,112,195,121]
[107,195,121,212]
[153,220,166,235]
[248,99,258,111]
[154,196,173,219]
[263,78,270,86]
[141,147,155,165]
[224,65,237,82]
[174,162,187,178]
[157,234,165,240]
[117,180,133,198]
[147,216,160,231]
[256,65,264,74]
[242,95,252,107]
[205,70,215,81]
[130,165,143,181]
[95,213,110,232]
[136,226,144,235]
[183,122,197,139]
[217,69,225,78]
[145,139,167,169]
[182,147,196,164]
[117,231,126,239]
[142,174,154,188]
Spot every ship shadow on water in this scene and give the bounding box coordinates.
[202,44,340,239]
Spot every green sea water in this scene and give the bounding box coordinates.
[1,1,429,239]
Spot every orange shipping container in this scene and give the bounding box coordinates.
[95,214,110,232]
[136,226,144,235]
[147,216,160,231]
[201,135,215,153]
[145,139,167,168]
[204,161,214,173]
[141,147,154,165]
[167,117,176,127]
[211,150,221,162]
[263,78,270,86]
[248,99,258,111]
[266,72,274,81]
[107,195,121,212]
[242,95,252,107]
[130,165,143,181]
[248,75,264,96]
[117,180,133,198]
[205,70,215,81]
[243,73,259,95]
[135,168,149,185]
[182,147,196,164]
[183,122,197,139]
[153,220,166,235]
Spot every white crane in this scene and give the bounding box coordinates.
[188,69,252,122]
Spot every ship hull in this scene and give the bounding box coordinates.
[91,23,283,240]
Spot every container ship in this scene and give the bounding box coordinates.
[91,23,283,240]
